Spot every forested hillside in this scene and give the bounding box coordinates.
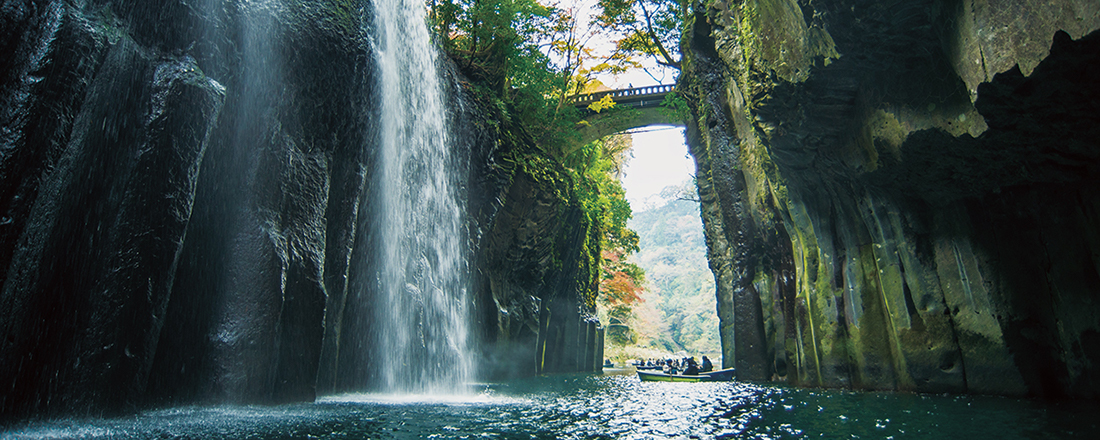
[625,182,719,358]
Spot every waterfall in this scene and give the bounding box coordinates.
[370,0,473,394]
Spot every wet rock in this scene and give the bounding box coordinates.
[0,11,224,416]
[0,0,372,417]
[147,0,374,405]
[0,0,608,421]
[684,0,1100,398]
[453,78,605,379]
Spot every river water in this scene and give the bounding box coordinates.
[4,374,1097,439]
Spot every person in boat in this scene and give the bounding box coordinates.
[604,358,613,368]
[700,356,713,372]
[663,359,678,375]
[683,357,700,376]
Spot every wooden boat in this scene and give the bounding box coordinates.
[637,368,736,382]
[702,367,736,381]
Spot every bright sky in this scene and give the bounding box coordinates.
[597,59,692,211]
[620,127,695,210]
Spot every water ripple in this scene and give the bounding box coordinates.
[4,375,1100,439]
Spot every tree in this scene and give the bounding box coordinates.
[599,249,644,305]
[563,138,645,345]
[429,0,644,153]
[596,0,690,79]
[429,0,553,93]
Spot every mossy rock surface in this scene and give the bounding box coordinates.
[682,0,1100,398]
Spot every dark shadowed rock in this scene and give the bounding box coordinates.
[0,17,224,416]
[683,0,1100,398]
[450,73,606,380]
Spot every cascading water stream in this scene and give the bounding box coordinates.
[370,0,473,394]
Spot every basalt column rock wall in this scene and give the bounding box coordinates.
[453,82,605,380]
[682,0,1100,398]
[0,0,376,418]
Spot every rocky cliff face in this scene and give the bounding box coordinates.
[682,0,1100,397]
[456,85,605,380]
[1,0,375,418]
[0,0,601,420]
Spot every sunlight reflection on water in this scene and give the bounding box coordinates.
[4,374,1099,439]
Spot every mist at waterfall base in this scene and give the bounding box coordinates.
[6,375,1098,439]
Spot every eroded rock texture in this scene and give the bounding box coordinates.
[683,0,1100,397]
[456,84,605,380]
[0,0,373,418]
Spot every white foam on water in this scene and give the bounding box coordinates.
[318,392,530,406]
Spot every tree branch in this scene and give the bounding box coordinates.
[639,1,681,70]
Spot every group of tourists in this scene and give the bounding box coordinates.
[635,356,715,375]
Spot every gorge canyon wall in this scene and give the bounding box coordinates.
[683,0,1100,398]
[0,0,601,420]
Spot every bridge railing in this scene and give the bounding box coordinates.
[569,84,676,106]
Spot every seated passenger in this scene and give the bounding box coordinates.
[700,356,713,372]
[683,358,699,375]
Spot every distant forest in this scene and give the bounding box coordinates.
[624,181,720,358]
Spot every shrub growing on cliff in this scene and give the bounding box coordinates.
[564,138,646,338]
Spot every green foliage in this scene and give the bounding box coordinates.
[587,94,617,113]
[557,137,647,332]
[563,139,639,255]
[659,90,690,123]
[431,0,551,88]
[596,0,692,71]
[428,0,689,324]
[430,0,567,148]
[430,0,644,154]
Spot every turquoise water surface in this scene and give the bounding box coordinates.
[4,374,1097,439]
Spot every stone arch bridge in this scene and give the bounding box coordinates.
[566,84,684,153]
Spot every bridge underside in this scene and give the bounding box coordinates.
[568,107,685,155]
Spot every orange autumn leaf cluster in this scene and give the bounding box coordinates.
[599,249,644,306]
[600,271,643,305]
